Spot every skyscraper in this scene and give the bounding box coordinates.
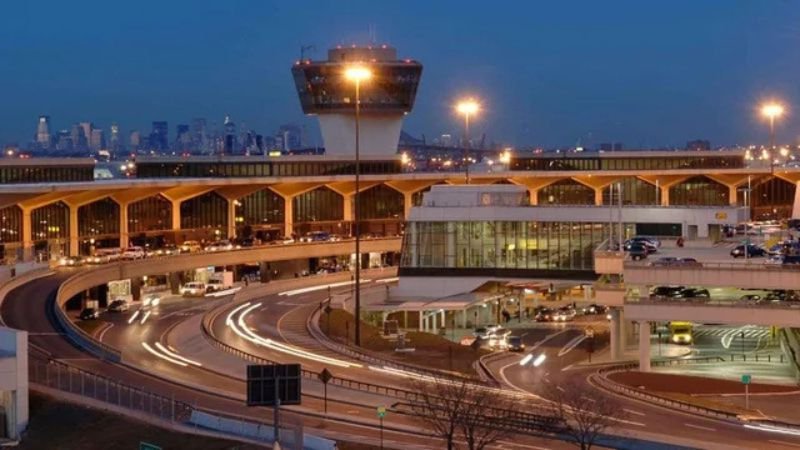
[223,115,237,154]
[79,122,93,148]
[109,123,121,153]
[278,124,303,151]
[129,130,141,151]
[55,130,73,151]
[190,118,207,153]
[71,124,88,151]
[175,124,190,150]
[90,129,105,151]
[36,115,51,148]
[149,121,168,151]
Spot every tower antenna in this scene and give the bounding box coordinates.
[300,45,315,61]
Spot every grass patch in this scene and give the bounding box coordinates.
[321,309,488,375]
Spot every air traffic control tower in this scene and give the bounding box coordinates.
[291,45,423,156]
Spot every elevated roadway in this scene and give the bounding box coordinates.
[624,260,800,291]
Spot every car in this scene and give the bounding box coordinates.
[553,307,576,322]
[633,235,662,248]
[107,299,130,312]
[675,257,702,267]
[58,256,85,267]
[650,257,677,267]
[180,282,207,297]
[79,307,100,320]
[473,325,503,338]
[142,294,161,308]
[731,244,766,258]
[534,308,554,322]
[122,246,146,260]
[180,240,202,253]
[301,231,332,243]
[739,294,763,303]
[506,335,525,352]
[238,237,256,247]
[271,236,295,245]
[581,303,608,315]
[652,286,685,298]
[783,255,800,265]
[626,243,649,261]
[624,240,657,254]
[148,244,179,257]
[205,240,236,252]
[679,288,710,299]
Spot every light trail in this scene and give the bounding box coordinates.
[140,310,152,325]
[127,310,140,324]
[278,279,372,297]
[154,342,203,367]
[142,342,187,367]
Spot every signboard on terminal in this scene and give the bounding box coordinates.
[715,212,728,220]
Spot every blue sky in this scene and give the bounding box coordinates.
[2,1,800,148]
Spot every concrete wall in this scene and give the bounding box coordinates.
[318,113,404,157]
[0,328,27,440]
[624,262,800,291]
[625,302,800,327]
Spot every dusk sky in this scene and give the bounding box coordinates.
[2,1,800,149]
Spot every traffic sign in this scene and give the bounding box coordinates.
[246,364,302,406]
[140,443,161,450]
[377,406,386,418]
[741,374,751,385]
[319,368,333,384]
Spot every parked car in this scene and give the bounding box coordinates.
[731,244,766,258]
[633,235,662,248]
[205,240,236,252]
[739,294,763,303]
[626,243,649,261]
[581,303,608,315]
[652,286,685,298]
[107,299,130,312]
[675,257,702,267]
[535,308,554,322]
[678,288,710,299]
[553,307,576,322]
[79,307,100,320]
[624,239,657,254]
[650,257,677,267]
[148,244,179,257]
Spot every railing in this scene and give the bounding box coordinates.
[627,296,800,310]
[625,259,800,272]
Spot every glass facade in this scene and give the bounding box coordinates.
[538,179,594,205]
[78,198,119,238]
[0,165,94,183]
[401,221,611,273]
[180,192,228,235]
[0,206,22,244]
[292,62,423,114]
[236,188,285,232]
[602,178,657,205]
[669,176,728,206]
[135,160,401,178]
[31,202,69,257]
[293,187,343,223]
[511,155,744,171]
[751,177,796,220]
[357,185,404,220]
[128,195,172,233]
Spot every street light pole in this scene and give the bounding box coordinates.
[456,99,480,185]
[463,111,471,184]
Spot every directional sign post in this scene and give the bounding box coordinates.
[319,368,333,414]
[377,406,387,449]
[742,374,751,409]
[247,364,302,446]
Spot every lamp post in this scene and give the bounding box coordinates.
[456,99,480,184]
[345,65,372,347]
[761,102,785,150]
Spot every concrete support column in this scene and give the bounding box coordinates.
[639,320,651,372]
[68,205,79,257]
[21,208,32,262]
[227,199,237,240]
[594,188,604,206]
[609,307,622,361]
[403,192,414,218]
[660,186,670,206]
[528,189,539,205]
[418,311,424,332]
[343,194,353,223]
[728,185,738,206]
[170,200,181,236]
[259,261,271,283]
[284,196,294,237]
[167,272,183,295]
[119,202,129,248]
[462,309,468,328]
[440,310,446,328]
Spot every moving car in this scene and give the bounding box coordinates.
[79,307,100,320]
[180,282,207,297]
[553,307,576,322]
[122,246,146,260]
[180,240,202,253]
[142,294,161,308]
[650,257,677,267]
[624,239,657,254]
[506,335,525,352]
[107,299,130,312]
[473,325,503,339]
[731,244,766,258]
[205,240,236,252]
[301,231,332,243]
[58,256,85,267]
[581,303,608,315]
[534,308,554,322]
[148,244,179,257]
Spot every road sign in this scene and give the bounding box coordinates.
[377,406,386,418]
[246,364,302,406]
[741,374,751,385]
[319,368,333,384]
[140,443,162,450]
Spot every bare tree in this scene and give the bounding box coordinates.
[544,379,627,450]
[409,378,520,450]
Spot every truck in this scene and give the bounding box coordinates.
[668,321,693,345]
[206,271,234,293]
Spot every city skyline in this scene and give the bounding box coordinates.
[3,1,800,149]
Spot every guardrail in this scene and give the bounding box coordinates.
[626,297,800,310]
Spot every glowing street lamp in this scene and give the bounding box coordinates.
[455,98,481,183]
[344,65,372,347]
[761,102,785,149]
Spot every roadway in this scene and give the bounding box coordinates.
[488,320,800,450]
[4,269,576,450]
